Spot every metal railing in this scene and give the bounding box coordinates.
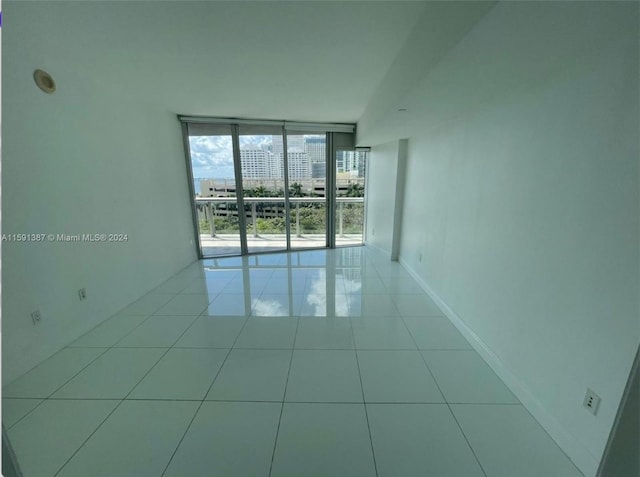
[195,196,364,238]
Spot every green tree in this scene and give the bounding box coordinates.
[252,186,269,197]
[214,217,239,233]
[345,183,364,197]
[299,207,325,233]
[256,217,286,234]
[289,182,305,197]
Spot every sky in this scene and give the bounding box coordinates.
[189,135,272,180]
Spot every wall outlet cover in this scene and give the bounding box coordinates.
[583,388,601,415]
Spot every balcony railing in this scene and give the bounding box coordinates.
[195,196,364,239]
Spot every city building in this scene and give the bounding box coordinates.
[198,178,216,197]
[273,134,304,157]
[240,145,272,179]
[304,135,326,164]
[311,161,326,179]
[284,150,311,180]
[335,150,366,176]
[2,3,638,477]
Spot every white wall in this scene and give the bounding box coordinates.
[598,350,639,477]
[358,1,494,139]
[360,3,639,476]
[365,141,399,254]
[2,5,197,384]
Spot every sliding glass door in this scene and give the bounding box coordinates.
[186,123,243,257]
[182,118,362,258]
[238,125,289,254]
[287,132,327,250]
[335,149,367,247]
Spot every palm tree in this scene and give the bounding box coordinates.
[252,186,269,197]
[289,182,305,197]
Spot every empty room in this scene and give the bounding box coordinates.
[1,1,638,477]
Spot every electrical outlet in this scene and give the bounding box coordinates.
[372,228,376,236]
[583,388,601,415]
[78,288,87,301]
[31,310,42,325]
[418,251,423,262]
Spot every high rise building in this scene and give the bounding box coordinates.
[239,143,311,180]
[311,162,326,179]
[286,151,311,180]
[304,135,326,164]
[273,134,304,156]
[267,135,312,180]
[240,145,271,179]
[336,150,365,176]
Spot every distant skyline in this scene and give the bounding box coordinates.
[189,134,325,180]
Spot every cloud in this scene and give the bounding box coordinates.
[189,136,233,165]
[189,136,235,179]
[188,135,274,179]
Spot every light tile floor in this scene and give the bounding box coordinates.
[3,246,583,477]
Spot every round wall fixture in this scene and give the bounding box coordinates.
[33,69,56,94]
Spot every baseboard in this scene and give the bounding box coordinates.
[398,256,600,477]
[363,241,392,258]
[2,425,24,477]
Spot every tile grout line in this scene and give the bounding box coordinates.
[8,306,175,431]
[121,314,205,401]
[159,313,252,477]
[116,280,183,314]
[441,402,490,477]
[153,296,215,318]
[267,315,300,477]
[6,307,159,399]
[35,396,525,405]
[72,309,153,345]
[43,347,113,400]
[3,344,112,430]
[349,311,380,477]
[50,396,126,477]
[106,312,166,347]
[157,350,231,477]
[121,292,180,316]
[4,399,44,431]
[9,249,461,475]
[6,254,327,464]
[401,314,490,477]
[52,313,203,477]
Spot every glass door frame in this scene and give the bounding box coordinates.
[334,146,369,248]
[230,123,249,255]
[180,117,357,259]
[237,124,292,255]
[326,132,336,249]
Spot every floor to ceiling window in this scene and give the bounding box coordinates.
[185,123,242,257]
[336,149,368,246]
[286,132,327,251]
[238,125,289,255]
[181,118,365,258]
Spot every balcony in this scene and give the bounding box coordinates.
[195,196,364,256]
[195,197,364,257]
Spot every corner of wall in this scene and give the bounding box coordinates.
[398,254,601,477]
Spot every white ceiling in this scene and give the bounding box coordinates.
[8,1,428,123]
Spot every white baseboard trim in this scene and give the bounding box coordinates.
[363,241,392,258]
[398,256,600,477]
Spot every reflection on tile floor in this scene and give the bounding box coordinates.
[3,246,583,477]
